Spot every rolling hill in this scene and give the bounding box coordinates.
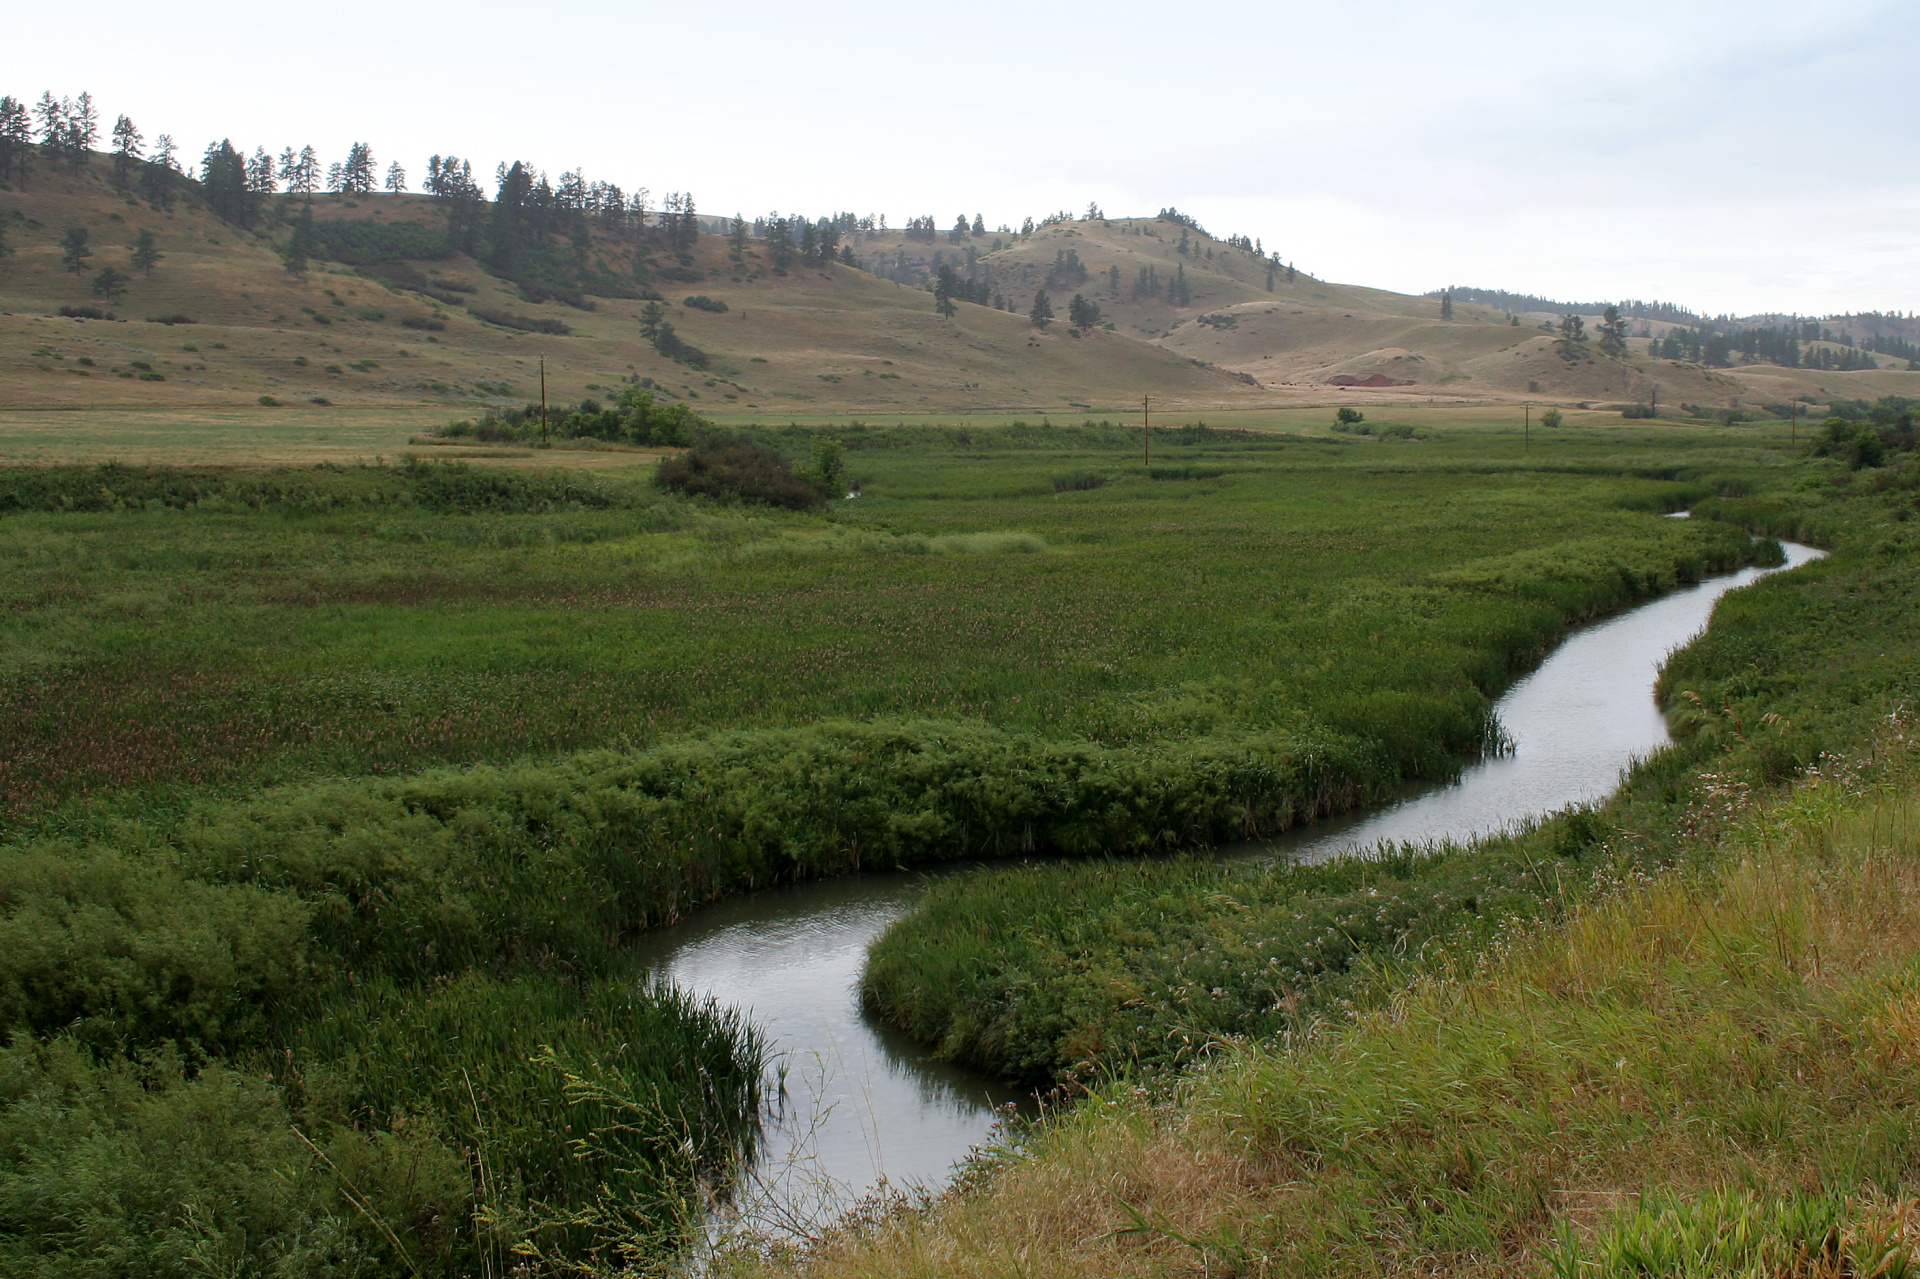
[3,154,1917,424]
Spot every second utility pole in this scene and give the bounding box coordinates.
[540,355,548,445]
[1142,395,1150,466]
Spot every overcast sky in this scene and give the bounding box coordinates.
[12,0,1917,317]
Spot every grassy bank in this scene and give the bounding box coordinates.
[754,730,1920,1278]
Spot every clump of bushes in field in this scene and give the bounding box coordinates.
[657,436,830,509]
[1807,405,1920,469]
[1050,471,1105,492]
[438,383,703,448]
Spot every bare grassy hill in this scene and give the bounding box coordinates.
[0,163,1259,419]
[5,160,1916,424]
[852,214,1920,412]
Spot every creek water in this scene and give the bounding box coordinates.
[635,537,1824,1234]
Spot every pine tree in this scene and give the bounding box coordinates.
[384,162,406,194]
[34,93,64,162]
[1440,291,1454,321]
[68,93,98,169]
[1265,259,1275,291]
[1107,264,1121,295]
[0,222,11,264]
[143,134,178,207]
[838,244,855,266]
[0,96,32,184]
[200,140,254,226]
[934,265,959,318]
[728,215,749,262]
[89,265,128,302]
[639,300,666,340]
[129,228,161,275]
[282,202,313,275]
[60,226,91,274]
[1168,263,1190,307]
[245,147,276,195]
[1597,304,1629,358]
[341,143,375,195]
[766,216,793,274]
[1068,293,1102,331]
[109,115,141,189]
[1555,313,1590,362]
[971,213,985,235]
[1029,289,1054,328]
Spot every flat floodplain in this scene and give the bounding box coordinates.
[0,414,1784,820]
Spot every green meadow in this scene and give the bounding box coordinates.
[0,411,1860,1274]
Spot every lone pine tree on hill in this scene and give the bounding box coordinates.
[89,265,128,302]
[109,114,141,189]
[59,226,90,274]
[1030,288,1054,328]
[1441,290,1454,320]
[933,265,959,318]
[1598,305,1629,358]
[1556,313,1591,362]
[129,228,161,275]
[1068,293,1103,331]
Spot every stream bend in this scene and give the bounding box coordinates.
[634,538,1825,1233]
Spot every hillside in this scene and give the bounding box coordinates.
[852,215,1920,411]
[0,160,1259,419]
[4,155,1919,421]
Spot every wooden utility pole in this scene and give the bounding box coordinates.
[1142,395,1150,466]
[1791,401,1799,446]
[539,355,548,444]
[1524,403,1530,455]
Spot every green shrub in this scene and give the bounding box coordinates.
[656,437,821,508]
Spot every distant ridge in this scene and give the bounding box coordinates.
[1429,286,1705,327]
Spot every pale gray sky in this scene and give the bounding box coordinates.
[12,0,1917,316]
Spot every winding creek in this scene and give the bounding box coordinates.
[634,537,1826,1234]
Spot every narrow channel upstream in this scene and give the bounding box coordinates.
[635,538,1825,1234]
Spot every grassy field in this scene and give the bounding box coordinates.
[2,407,1895,1274]
[0,413,1782,820]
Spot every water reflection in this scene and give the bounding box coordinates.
[1245,540,1824,863]
[629,870,1031,1235]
